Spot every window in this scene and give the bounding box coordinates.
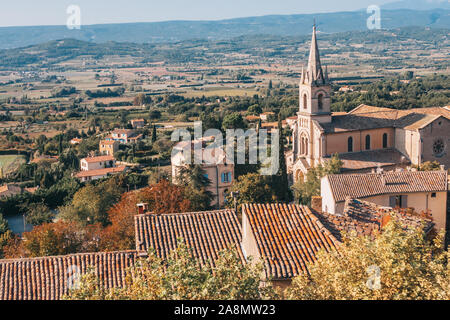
[303,94,308,109]
[389,195,408,208]
[383,133,388,148]
[348,137,353,152]
[433,138,445,157]
[431,193,437,198]
[318,93,323,110]
[221,172,232,183]
[365,135,371,150]
[203,173,209,180]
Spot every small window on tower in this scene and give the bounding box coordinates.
[303,94,308,109]
[318,94,323,110]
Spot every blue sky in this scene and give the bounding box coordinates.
[0,0,398,27]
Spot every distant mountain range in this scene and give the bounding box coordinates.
[382,0,450,10]
[0,8,448,49]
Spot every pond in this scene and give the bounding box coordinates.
[5,215,33,234]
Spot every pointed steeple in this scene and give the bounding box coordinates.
[305,24,326,85]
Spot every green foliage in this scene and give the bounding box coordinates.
[227,173,277,207]
[58,178,123,226]
[24,202,54,226]
[286,221,450,300]
[177,165,214,211]
[0,212,12,258]
[222,113,246,131]
[292,154,343,205]
[414,161,443,171]
[65,240,277,300]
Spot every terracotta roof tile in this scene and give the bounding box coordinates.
[134,210,243,266]
[326,171,448,203]
[75,166,126,178]
[82,155,115,163]
[243,203,339,279]
[0,251,137,300]
[315,198,435,241]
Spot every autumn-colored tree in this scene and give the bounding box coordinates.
[65,241,277,300]
[99,191,141,251]
[286,221,450,300]
[3,221,102,259]
[139,179,191,215]
[99,180,192,251]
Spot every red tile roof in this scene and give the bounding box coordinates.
[135,210,243,266]
[316,198,434,241]
[82,155,115,163]
[243,203,339,279]
[0,251,137,300]
[75,166,126,178]
[326,170,448,203]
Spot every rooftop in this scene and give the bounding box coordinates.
[319,105,450,133]
[82,155,115,163]
[135,209,243,266]
[325,170,448,203]
[243,203,339,279]
[75,166,126,178]
[0,251,137,300]
[315,198,435,241]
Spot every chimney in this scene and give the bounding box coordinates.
[137,203,148,215]
[380,213,391,229]
[440,165,445,171]
[380,173,386,186]
[311,196,322,212]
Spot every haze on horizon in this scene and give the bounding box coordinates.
[0,0,399,27]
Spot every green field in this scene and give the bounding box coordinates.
[0,154,26,176]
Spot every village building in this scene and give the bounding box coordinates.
[74,166,127,182]
[80,155,116,171]
[260,112,275,122]
[99,140,119,156]
[0,184,23,198]
[130,119,145,129]
[316,197,435,241]
[105,129,143,144]
[287,26,450,184]
[69,138,82,145]
[320,170,448,231]
[171,140,234,208]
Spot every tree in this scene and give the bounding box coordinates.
[286,221,450,300]
[3,221,102,258]
[0,212,12,258]
[222,113,246,131]
[292,154,342,205]
[24,202,54,226]
[58,178,123,226]
[414,161,442,171]
[151,124,157,143]
[65,241,277,300]
[271,115,291,202]
[139,180,192,215]
[177,165,214,211]
[227,173,277,208]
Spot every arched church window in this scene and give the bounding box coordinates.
[303,94,308,109]
[348,137,353,152]
[365,135,371,150]
[318,93,323,110]
[383,133,388,148]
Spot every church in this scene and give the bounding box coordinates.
[287,26,450,183]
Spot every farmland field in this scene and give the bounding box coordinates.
[0,154,26,176]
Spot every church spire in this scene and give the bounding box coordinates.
[305,24,326,85]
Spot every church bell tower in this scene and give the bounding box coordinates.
[298,25,332,124]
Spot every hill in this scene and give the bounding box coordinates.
[0,9,449,49]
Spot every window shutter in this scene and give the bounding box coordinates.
[389,196,396,208]
[402,195,408,208]
[228,172,232,182]
[221,173,225,183]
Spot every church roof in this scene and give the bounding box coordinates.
[319,105,450,133]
